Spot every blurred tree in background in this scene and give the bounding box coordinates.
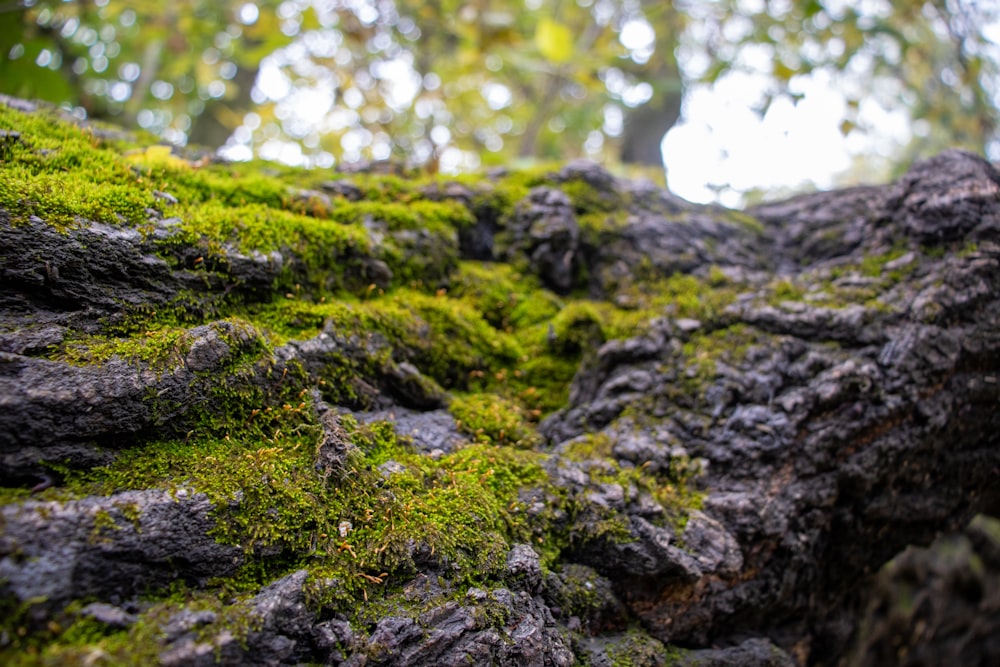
[1,0,998,189]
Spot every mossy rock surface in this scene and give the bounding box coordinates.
[2,98,1000,666]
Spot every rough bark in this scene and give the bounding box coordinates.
[1,96,999,666]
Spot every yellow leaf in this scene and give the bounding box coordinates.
[535,18,573,64]
[773,59,796,82]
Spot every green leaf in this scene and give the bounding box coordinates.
[300,6,322,32]
[803,0,824,19]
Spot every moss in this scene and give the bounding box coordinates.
[859,247,908,278]
[512,353,580,416]
[1,98,714,657]
[250,289,523,393]
[89,508,123,545]
[449,393,542,448]
[77,399,552,614]
[707,264,730,287]
[548,564,607,620]
[0,601,68,664]
[764,248,923,312]
[0,590,266,667]
[560,430,704,535]
[549,302,606,358]
[770,278,806,304]
[667,324,761,407]
[0,105,164,230]
[0,488,32,507]
[51,325,192,369]
[446,261,555,331]
[468,180,530,229]
[604,272,740,332]
[720,209,766,235]
[558,177,626,219]
[604,626,674,666]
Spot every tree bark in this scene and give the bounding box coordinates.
[2,97,999,666]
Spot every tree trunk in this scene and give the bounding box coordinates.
[2,98,1000,667]
[618,88,682,166]
[187,63,259,149]
[619,2,685,167]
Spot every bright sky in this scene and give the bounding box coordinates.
[661,69,911,207]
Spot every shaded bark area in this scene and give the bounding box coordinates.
[539,151,1000,664]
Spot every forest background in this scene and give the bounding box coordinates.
[1,0,998,205]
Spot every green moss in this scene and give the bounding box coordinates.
[450,393,541,448]
[770,278,805,304]
[549,302,606,357]
[560,430,704,535]
[1,98,716,658]
[0,486,31,505]
[707,264,730,287]
[0,105,168,231]
[667,324,761,407]
[558,177,625,219]
[401,290,522,387]
[859,247,908,278]
[720,209,766,235]
[605,272,740,331]
[547,564,607,620]
[250,289,522,393]
[78,398,552,612]
[0,591,264,667]
[52,325,191,369]
[447,262,555,331]
[89,508,123,545]
[766,247,920,312]
[604,626,674,667]
[468,179,530,227]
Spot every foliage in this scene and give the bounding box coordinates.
[694,0,1000,168]
[2,0,996,181]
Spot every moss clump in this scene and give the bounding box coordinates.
[450,393,542,448]
[603,272,741,334]
[603,626,675,666]
[558,175,626,219]
[447,261,559,332]
[549,302,606,357]
[401,291,523,388]
[0,104,157,229]
[1,592,261,667]
[250,289,523,394]
[52,324,192,369]
[77,402,550,609]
